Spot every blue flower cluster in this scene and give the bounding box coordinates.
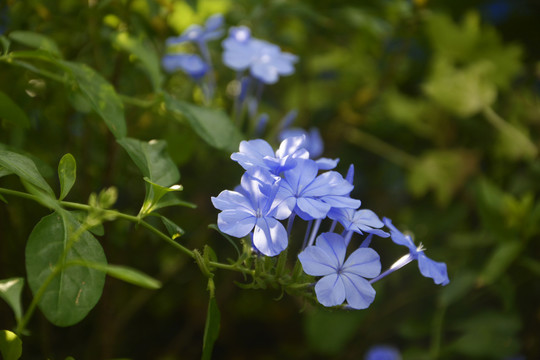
[212,134,450,309]
[163,14,298,128]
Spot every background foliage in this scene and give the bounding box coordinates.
[1,0,539,359]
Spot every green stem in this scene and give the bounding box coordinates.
[429,304,447,359]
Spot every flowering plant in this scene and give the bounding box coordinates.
[2,2,536,359]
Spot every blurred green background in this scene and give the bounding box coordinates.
[1,0,539,359]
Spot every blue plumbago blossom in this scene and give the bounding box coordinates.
[211,169,291,256]
[166,14,224,48]
[161,53,209,79]
[280,127,338,170]
[328,207,390,239]
[378,218,450,286]
[222,26,298,84]
[278,158,360,220]
[298,232,381,309]
[231,136,309,174]
[364,345,402,360]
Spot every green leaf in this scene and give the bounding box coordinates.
[423,59,497,117]
[158,214,185,240]
[68,261,161,290]
[0,330,22,360]
[138,177,183,215]
[477,241,523,286]
[407,149,478,206]
[9,30,62,56]
[0,278,25,322]
[25,212,107,326]
[0,91,31,128]
[164,94,244,153]
[201,297,220,360]
[60,61,126,139]
[117,138,180,187]
[58,154,77,201]
[112,32,163,91]
[0,150,55,198]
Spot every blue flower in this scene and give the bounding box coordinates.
[166,14,224,47]
[383,218,450,285]
[328,207,390,238]
[230,137,308,174]
[222,26,298,84]
[278,158,360,220]
[279,127,338,169]
[365,345,402,360]
[298,232,381,309]
[161,53,209,79]
[211,169,291,256]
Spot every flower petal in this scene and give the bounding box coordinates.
[383,217,416,252]
[231,139,275,170]
[211,190,252,211]
[252,217,288,256]
[343,247,381,278]
[296,197,331,220]
[417,253,450,285]
[314,274,346,307]
[315,232,347,268]
[217,209,255,237]
[341,273,377,309]
[298,246,337,276]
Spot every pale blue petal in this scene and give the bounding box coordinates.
[296,197,331,219]
[320,195,361,209]
[341,273,377,309]
[315,157,339,170]
[217,210,255,237]
[343,247,381,278]
[252,216,288,256]
[298,246,337,276]
[231,139,274,170]
[251,62,279,84]
[284,158,318,194]
[383,217,416,252]
[418,253,450,285]
[316,232,347,267]
[211,190,252,211]
[314,273,346,307]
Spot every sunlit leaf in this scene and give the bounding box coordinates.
[25,212,107,326]
[0,278,24,322]
[164,94,244,153]
[0,330,22,360]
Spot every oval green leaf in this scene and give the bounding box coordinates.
[0,150,55,198]
[60,61,127,139]
[0,330,22,360]
[9,30,62,56]
[58,154,76,200]
[164,94,244,153]
[117,138,180,187]
[25,212,107,327]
